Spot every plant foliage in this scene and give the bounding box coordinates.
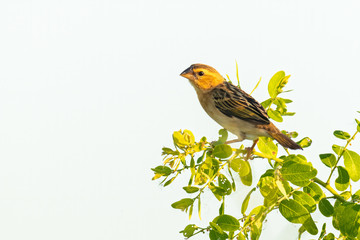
[151,70,360,240]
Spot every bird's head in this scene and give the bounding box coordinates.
[180,64,225,91]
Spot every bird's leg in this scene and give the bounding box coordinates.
[224,139,241,144]
[245,139,259,160]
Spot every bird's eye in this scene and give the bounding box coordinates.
[198,71,204,76]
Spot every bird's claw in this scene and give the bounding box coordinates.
[245,147,254,160]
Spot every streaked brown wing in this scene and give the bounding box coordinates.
[211,82,270,125]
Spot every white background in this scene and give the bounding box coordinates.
[0,1,360,239]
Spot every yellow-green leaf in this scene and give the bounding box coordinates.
[173,130,195,148]
[319,153,336,168]
[293,191,316,213]
[268,108,283,122]
[183,186,199,193]
[319,198,334,217]
[297,137,312,148]
[281,161,317,187]
[268,71,285,98]
[343,150,360,182]
[239,160,252,186]
[303,182,325,203]
[213,214,240,232]
[171,198,194,211]
[213,144,232,159]
[334,130,351,140]
[257,137,278,158]
[241,187,256,214]
[335,166,350,191]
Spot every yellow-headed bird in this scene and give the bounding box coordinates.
[180,63,302,150]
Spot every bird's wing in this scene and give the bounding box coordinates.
[211,82,270,125]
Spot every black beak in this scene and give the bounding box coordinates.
[180,66,193,76]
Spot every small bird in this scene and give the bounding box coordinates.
[180,63,302,150]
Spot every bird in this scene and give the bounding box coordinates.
[180,63,302,151]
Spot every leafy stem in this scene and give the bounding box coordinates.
[313,177,345,202]
[326,130,359,184]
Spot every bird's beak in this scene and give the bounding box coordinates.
[180,66,193,79]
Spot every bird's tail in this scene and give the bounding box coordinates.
[265,123,303,150]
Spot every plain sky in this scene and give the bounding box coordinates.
[0,0,360,240]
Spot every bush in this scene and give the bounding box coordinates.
[151,70,360,240]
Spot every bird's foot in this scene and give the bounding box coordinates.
[244,139,259,160]
[224,139,241,145]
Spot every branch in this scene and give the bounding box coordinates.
[326,130,359,184]
[313,177,345,202]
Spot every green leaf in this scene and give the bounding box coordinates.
[194,172,207,185]
[213,144,233,159]
[281,161,317,186]
[335,166,350,191]
[302,217,318,235]
[188,203,193,219]
[292,191,316,213]
[268,108,283,122]
[282,112,296,116]
[343,149,360,181]
[297,137,312,148]
[257,137,278,158]
[180,224,197,238]
[219,201,224,215]
[289,131,298,138]
[275,174,290,198]
[237,233,246,240]
[213,214,240,232]
[162,147,179,156]
[241,187,256,214]
[341,191,351,200]
[171,198,194,211]
[318,198,334,217]
[281,98,293,103]
[273,98,287,109]
[268,71,285,98]
[244,205,267,239]
[216,129,228,145]
[356,119,360,132]
[239,160,252,186]
[319,153,336,168]
[230,158,241,172]
[353,189,360,202]
[218,174,232,195]
[163,176,176,186]
[172,129,195,148]
[303,182,325,203]
[323,233,335,240]
[198,197,201,219]
[259,176,278,202]
[332,144,344,155]
[279,199,318,235]
[298,225,306,240]
[183,186,199,193]
[230,158,250,175]
[151,166,172,176]
[319,223,326,239]
[261,98,272,109]
[333,130,351,140]
[209,230,228,240]
[279,199,310,224]
[209,183,227,200]
[209,221,225,234]
[333,202,360,238]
